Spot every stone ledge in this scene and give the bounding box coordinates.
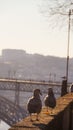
[9,93,73,130]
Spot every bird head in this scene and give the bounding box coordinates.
[48,88,54,96]
[33,89,42,97]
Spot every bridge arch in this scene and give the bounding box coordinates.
[0,96,27,126]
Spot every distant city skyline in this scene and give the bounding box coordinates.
[0,0,73,58]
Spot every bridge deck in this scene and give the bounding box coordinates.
[9,93,73,130]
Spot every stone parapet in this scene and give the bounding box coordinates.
[9,93,73,130]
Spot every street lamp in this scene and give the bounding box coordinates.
[66,9,71,85]
[61,9,73,96]
[66,9,73,85]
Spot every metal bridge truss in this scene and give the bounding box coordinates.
[0,96,27,126]
[0,79,61,105]
[0,78,61,126]
[0,79,61,91]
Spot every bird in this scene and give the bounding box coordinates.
[69,83,73,92]
[27,89,42,121]
[44,88,56,114]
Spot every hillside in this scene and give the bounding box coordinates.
[0,49,73,82]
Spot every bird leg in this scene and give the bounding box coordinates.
[30,114,33,122]
[46,107,48,112]
[36,114,39,121]
[45,107,50,114]
[49,108,53,115]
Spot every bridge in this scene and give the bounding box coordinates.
[0,96,26,126]
[0,78,62,126]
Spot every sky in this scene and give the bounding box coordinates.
[0,0,73,58]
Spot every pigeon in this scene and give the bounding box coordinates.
[44,88,56,113]
[27,89,42,121]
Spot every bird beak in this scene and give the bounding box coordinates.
[40,91,42,95]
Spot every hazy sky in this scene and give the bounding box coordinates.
[0,0,73,57]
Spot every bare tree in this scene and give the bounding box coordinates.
[40,0,73,28]
[40,0,73,84]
